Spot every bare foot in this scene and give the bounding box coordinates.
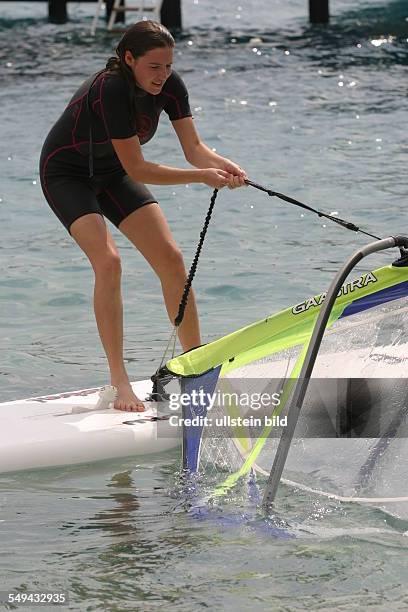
[113,382,145,412]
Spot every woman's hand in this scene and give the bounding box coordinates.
[201,168,233,189]
[221,159,248,189]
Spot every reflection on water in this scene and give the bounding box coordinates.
[1,450,408,607]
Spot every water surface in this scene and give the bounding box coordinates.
[1,0,408,608]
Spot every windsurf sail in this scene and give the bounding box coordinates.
[156,244,408,519]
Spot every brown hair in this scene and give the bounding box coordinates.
[106,20,175,122]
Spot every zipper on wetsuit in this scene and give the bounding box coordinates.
[86,70,106,178]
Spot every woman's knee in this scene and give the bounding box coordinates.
[93,250,122,280]
[70,213,122,278]
[161,243,186,278]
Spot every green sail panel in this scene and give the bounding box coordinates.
[166,264,408,378]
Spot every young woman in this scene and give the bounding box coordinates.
[40,20,247,412]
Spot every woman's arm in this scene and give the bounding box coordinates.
[172,117,247,188]
[111,135,231,189]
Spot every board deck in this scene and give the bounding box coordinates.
[0,380,180,474]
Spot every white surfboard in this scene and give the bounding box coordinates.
[0,380,180,474]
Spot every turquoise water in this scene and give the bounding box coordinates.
[1,0,408,609]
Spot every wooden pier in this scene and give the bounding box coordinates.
[0,0,184,30]
[0,0,330,28]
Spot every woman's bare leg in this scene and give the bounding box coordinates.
[119,203,201,351]
[70,213,144,412]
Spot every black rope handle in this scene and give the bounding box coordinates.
[174,188,218,327]
[245,179,382,241]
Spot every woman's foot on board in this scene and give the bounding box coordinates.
[112,380,145,412]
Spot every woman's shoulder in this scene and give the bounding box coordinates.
[101,69,128,94]
[163,70,189,95]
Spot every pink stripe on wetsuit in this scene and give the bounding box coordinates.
[39,70,192,232]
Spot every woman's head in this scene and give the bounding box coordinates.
[107,21,175,95]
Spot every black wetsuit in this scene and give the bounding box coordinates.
[39,70,192,232]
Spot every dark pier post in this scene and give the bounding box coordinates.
[49,0,67,24]
[161,0,182,32]
[309,0,329,23]
[46,0,181,30]
[106,0,125,25]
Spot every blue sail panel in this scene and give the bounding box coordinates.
[341,281,408,318]
[181,366,221,472]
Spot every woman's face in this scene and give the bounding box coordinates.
[125,46,173,94]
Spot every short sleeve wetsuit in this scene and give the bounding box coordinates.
[39,69,192,233]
